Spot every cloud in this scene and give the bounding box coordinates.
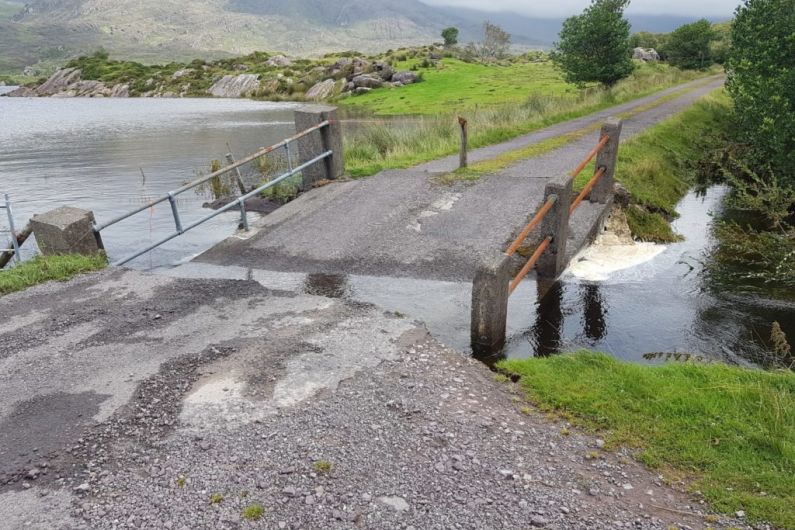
[420,0,739,18]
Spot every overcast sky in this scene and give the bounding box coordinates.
[420,0,739,18]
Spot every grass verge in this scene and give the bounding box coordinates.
[498,351,795,528]
[0,253,108,297]
[571,90,731,241]
[343,66,719,178]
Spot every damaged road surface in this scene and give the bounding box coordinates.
[0,270,750,529]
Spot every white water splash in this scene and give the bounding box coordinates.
[568,242,667,281]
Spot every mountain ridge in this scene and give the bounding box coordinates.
[0,0,725,74]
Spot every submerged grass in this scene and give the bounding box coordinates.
[343,65,718,178]
[0,253,107,297]
[499,351,795,528]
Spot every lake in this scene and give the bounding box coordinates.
[0,96,297,267]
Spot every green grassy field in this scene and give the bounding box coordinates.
[499,352,795,529]
[340,59,705,117]
[0,254,107,297]
[340,58,573,116]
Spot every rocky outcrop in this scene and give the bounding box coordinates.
[633,48,660,61]
[266,55,292,67]
[372,61,395,81]
[5,86,35,97]
[305,79,337,100]
[351,74,383,89]
[34,67,82,96]
[5,68,132,97]
[208,74,260,97]
[391,71,419,85]
[110,84,130,97]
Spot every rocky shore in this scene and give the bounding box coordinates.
[3,53,422,100]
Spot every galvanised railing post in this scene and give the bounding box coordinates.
[3,194,21,264]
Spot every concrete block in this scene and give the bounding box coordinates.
[591,117,622,204]
[471,252,513,356]
[294,105,344,190]
[30,206,104,256]
[537,174,573,279]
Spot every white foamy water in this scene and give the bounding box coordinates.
[568,241,667,282]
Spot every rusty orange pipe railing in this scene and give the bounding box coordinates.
[509,236,552,294]
[569,166,607,215]
[505,195,557,257]
[569,135,609,179]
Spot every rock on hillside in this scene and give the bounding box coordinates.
[208,74,261,97]
[34,67,81,96]
[633,48,660,61]
[305,79,337,101]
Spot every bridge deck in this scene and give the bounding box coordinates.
[196,77,724,282]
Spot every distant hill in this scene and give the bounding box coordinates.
[0,0,726,74]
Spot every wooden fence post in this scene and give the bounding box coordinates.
[458,117,468,169]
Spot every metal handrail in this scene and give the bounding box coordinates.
[94,120,332,267]
[505,195,557,257]
[569,134,609,179]
[509,236,551,294]
[570,166,607,215]
[94,120,329,232]
[111,150,331,266]
[1,193,21,264]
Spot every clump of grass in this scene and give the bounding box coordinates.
[498,351,795,528]
[0,253,108,297]
[175,475,187,488]
[312,460,332,474]
[209,493,225,504]
[241,502,265,521]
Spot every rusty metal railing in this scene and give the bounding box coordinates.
[503,134,610,294]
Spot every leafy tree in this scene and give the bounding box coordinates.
[441,26,459,47]
[709,21,731,64]
[663,19,714,70]
[480,21,511,59]
[552,0,634,87]
[727,0,795,181]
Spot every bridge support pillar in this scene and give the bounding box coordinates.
[471,252,513,357]
[294,105,344,191]
[30,206,104,256]
[537,175,573,279]
[591,117,622,204]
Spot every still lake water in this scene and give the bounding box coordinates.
[0,97,297,267]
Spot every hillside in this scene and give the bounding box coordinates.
[0,0,727,76]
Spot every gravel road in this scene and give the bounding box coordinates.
[0,269,759,530]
